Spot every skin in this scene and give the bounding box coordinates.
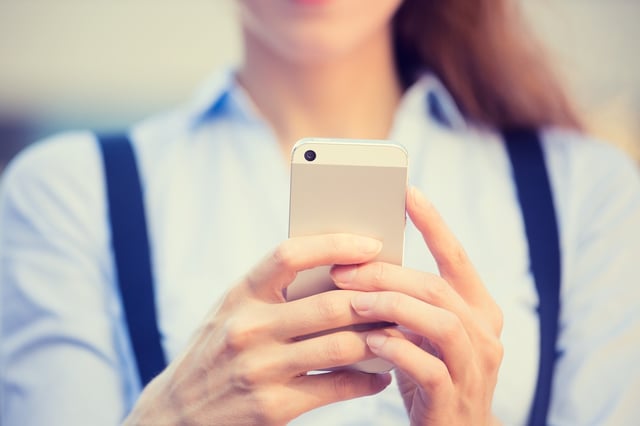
[334,188,504,425]
[125,1,504,424]
[125,233,395,425]
[236,0,404,156]
[124,189,503,425]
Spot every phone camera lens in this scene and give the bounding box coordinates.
[304,150,316,162]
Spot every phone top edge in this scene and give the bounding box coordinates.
[291,138,408,167]
[292,137,408,154]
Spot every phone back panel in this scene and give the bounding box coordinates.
[287,139,408,301]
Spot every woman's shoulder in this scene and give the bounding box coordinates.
[537,126,640,258]
[2,131,104,204]
[0,130,111,279]
[538,127,639,208]
[540,126,638,176]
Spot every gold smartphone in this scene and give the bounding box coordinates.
[287,137,408,373]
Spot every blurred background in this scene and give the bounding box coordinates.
[0,0,639,172]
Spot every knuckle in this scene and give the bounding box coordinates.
[271,242,296,271]
[485,337,504,373]
[473,320,504,374]
[331,372,355,400]
[439,244,469,269]
[384,292,404,316]
[200,315,219,337]
[436,311,464,343]
[371,262,387,289]
[281,269,298,289]
[244,272,262,295]
[422,361,450,391]
[423,276,449,304]
[230,357,265,391]
[373,291,402,317]
[464,370,485,399]
[314,293,343,322]
[224,318,257,352]
[323,335,347,365]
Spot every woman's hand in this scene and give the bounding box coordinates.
[332,187,504,426]
[124,234,393,425]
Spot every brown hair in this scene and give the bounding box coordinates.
[393,0,581,130]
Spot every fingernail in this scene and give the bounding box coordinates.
[352,293,377,312]
[357,237,382,254]
[332,265,358,284]
[366,333,388,350]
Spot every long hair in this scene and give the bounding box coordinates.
[393,0,581,130]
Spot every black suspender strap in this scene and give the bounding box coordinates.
[95,128,560,421]
[503,128,561,426]
[97,134,167,388]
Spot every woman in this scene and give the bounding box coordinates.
[2,0,639,424]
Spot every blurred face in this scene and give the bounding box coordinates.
[238,0,403,63]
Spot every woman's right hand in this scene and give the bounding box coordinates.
[123,234,392,425]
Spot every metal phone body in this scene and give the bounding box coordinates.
[287,138,408,373]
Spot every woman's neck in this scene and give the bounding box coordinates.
[236,26,403,157]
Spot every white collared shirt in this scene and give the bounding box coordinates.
[2,69,640,425]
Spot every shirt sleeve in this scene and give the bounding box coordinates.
[0,133,135,426]
[543,129,640,426]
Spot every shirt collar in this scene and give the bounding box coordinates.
[398,73,468,131]
[183,67,467,132]
[182,67,261,128]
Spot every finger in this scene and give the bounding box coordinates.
[406,187,490,305]
[227,369,391,425]
[333,262,502,350]
[365,330,453,399]
[222,327,398,389]
[286,330,370,373]
[271,290,381,340]
[218,289,392,360]
[283,327,406,374]
[285,371,392,419]
[332,262,471,324]
[351,291,473,383]
[244,234,382,302]
[332,262,484,344]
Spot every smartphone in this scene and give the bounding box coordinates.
[287,137,408,373]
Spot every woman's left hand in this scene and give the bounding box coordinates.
[331,187,504,426]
